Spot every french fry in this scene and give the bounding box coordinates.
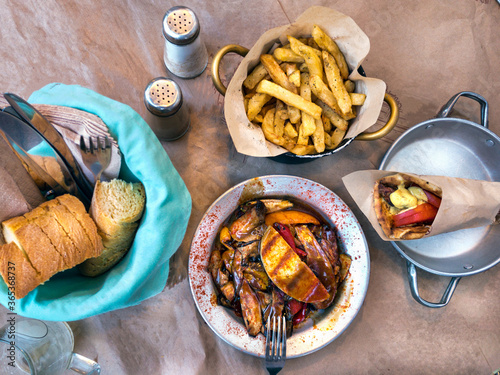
[315,100,349,131]
[274,100,287,137]
[288,70,301,87]
[273,47,304,63]
[288,36,324,80]
[322,114,332,133]
[247,93,272,121]
[256,80,322,120]
[261,108,285,146]
[299,72,311,100]
[322,50,352,116]
[260,54,298,94]
[290,144,316,156]
[344,80,355,93]
[284,122,298,138]
[312,118,325,153]
[253,114,263,123]
[307,37,320,50]
[281,63,298,76]
[312,25,349,80]
[299,72,316,137]
[299,114,316,138]
[350,92,366,106]
[297,122,310,146]
[324,132,333,149]
[309,74,342,115]
[330,127,346,149]
[243,63,269,90]
[287,106,301,124]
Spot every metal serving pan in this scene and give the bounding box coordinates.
[379,91,500,308]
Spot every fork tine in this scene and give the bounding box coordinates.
[79,135,87,152]
[281,316,286,359]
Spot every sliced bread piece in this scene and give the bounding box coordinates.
[0,242,43,299]
[2,215,64,280]
[0,194,104,298]
[79,179,146,277]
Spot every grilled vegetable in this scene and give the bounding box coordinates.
[260,226,329,303]
[229,201,266,241]
[295,225,337,309]
[239,280,263,336]
[264,210,320,227]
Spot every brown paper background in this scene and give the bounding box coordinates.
[1,1,500,374]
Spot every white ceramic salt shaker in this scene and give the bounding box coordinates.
[162,6,208,78]
[144,77,190,141]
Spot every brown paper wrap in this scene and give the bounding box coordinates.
[224,6,387,157]
[343,170,500,241]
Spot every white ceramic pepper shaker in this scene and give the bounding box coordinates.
[144,77,190,141]
[162,6,208,78]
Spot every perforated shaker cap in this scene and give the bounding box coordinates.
[144,78,182,116]
[162,6,200,45]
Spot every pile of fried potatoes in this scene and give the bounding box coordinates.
[242,25,366,156]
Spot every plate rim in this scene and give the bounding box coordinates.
[188,174,370,358]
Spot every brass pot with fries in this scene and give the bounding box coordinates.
[211,9,399,159]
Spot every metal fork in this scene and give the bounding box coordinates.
[265,314,286,375]
[79,135,111,182]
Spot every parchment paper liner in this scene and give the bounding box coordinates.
[343,170,500,241]
[224,6,387,157]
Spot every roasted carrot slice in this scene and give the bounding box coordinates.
[264,210,320,227]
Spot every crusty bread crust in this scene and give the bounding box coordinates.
[373,173,442,240]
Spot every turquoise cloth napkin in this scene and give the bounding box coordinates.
[0,83,191,320]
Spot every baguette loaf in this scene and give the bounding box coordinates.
[0,194,103,299]
[79,179,146,277]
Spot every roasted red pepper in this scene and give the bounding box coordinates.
[273,223,307,257]
[288,299,304,316]
[424,190,442,208]
[292,302,308,325]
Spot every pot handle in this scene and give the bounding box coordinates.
[436,91,489,128]
[211,44,249,96]
[355,93,399,141]
[407,261,461,308]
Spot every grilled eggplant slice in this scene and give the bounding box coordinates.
[239,280,263,336]
[229,201,266,241]
[295,225,337,309]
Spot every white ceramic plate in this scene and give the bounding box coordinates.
[188,175,370,358]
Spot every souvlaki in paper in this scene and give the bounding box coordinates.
[343,170,500,241]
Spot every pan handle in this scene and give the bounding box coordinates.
[436,91,489,128]
[355,93,399,141]
[407,261,462,308]
[211,44,249,96]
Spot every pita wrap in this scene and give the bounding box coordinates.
[373,173,442,240]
